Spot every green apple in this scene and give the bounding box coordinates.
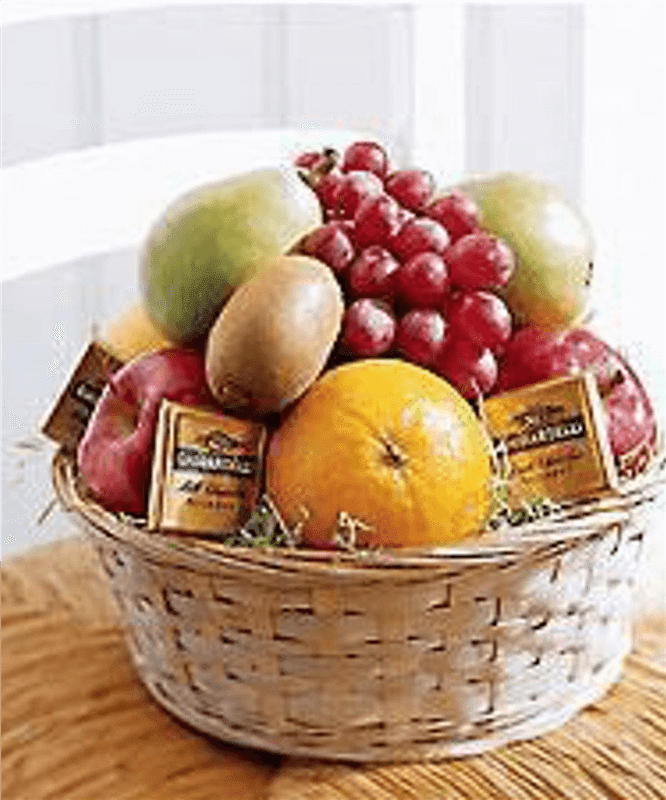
[141,167,323,344]
[455,172,594,327]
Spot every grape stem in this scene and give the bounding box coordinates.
[296,147,339,190]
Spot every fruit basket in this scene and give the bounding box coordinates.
[53,448,664,762]
[44,137,665,763]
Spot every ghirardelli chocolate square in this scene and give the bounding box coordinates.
[148,400,267,536]
[42,342,124,451]
[483,372,620,504]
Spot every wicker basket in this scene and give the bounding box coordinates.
[53,449,664,762]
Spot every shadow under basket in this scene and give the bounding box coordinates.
[52,449,665,762]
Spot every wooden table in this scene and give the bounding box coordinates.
[2,537,665,800]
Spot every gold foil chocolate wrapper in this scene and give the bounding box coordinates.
[148,400,267,536]
[483,373,620,505]
[42,341,124,451]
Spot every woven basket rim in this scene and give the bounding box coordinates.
[52,448,665,575]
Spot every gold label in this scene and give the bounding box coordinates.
[41,341,124,451]
[483,373,620,504]
[148,400,267,535]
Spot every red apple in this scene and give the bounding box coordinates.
[496,327,658,473]
[77,348,212,515]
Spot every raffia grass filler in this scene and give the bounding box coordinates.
[53,449,665,762]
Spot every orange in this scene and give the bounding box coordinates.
[266,359,493,549]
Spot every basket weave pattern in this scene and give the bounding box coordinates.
[53,452,659,761]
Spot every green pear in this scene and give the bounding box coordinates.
[455,173,594,328]
[141,167,323,344]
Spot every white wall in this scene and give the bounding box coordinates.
[2,4,414,167]
[464,4,584,200]
[1,16,103,164]
[98,5,274,142]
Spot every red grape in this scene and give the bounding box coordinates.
[396,206,416,228]
[394,252,449,308]
[447,290,512,352]
[348,246,400,300]
[495,326,563,392]
[440,286,464,316]
[330,218,357,248]
[354,194,403,249]
[300,222,356,273]
[389,217,450,262]
[396,309,447,368]
[294,151,326,169]
[425,191,480,242]
[340,141,390,179]
[436,339,498,399]
[341,299,396,357]
[445,232,515,290]
[336,171,384,219]
[315,171,345,214]
[385,169,435,212]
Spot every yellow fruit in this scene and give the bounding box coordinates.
[205,255,344,415]
[102,302,174,362]
[266,359,493,549]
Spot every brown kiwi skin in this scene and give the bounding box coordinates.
[205,255,344,416]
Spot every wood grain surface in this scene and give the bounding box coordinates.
[1,539,278,800]
[2,537,665,800]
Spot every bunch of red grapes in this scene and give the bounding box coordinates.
[294,141,517,400]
